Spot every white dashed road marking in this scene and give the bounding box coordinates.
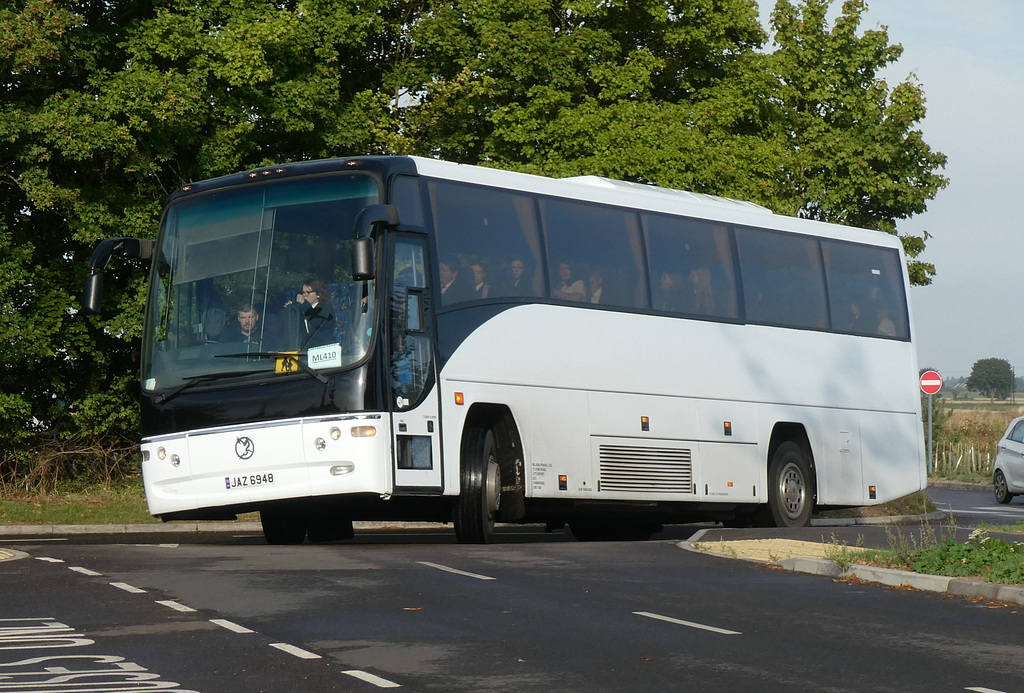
[69,566,102,576]
[110,581,147,594]
[417,561,496,581]
[156,600,197,613]
[210,619,255,634]
[344,669,402,688]
[634,611,741,635]
[270,642,322,659]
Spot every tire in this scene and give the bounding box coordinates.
[762,441,814,527]
[454,427,501,544]
[307,514,355,543]
[569,519,660,542]
[260,508,308,545]
[994,469,1015,504]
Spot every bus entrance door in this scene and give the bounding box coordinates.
[389,235,442,493]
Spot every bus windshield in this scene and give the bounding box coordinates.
[141,173,380,392]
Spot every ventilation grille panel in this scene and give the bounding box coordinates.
[599,445,693,493]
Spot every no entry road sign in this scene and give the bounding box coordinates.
[920,370,943,396]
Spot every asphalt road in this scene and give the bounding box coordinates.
[2,503,1023,693]
[927,482,1024,527]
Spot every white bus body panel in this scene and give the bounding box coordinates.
[141,415,392,516]
[441,304,924,508]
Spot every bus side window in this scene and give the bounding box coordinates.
[392,175,424,229]
[736,228,828,330]
[540,198,645,309]
[642,214,738,319]
[427,180,542,305]
[822,239,910,340]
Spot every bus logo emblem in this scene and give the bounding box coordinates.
[235,436,255,460]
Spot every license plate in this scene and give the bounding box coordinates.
[225,473,276,490]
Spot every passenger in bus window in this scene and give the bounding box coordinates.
[691,267,715,314]
[552,261,585,302]
[588,270,605,304]
[876,306,896,337]
[505,258,532,296]
[439,257,473,304]
[843,302,864,332]
[284,279,336,347]
[656,271,686,312]
[471,263,491,299]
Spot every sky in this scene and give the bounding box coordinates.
[756,0,1024,380]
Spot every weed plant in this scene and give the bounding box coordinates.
[911,529,1024,586]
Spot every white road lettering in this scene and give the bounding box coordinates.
[344,669,402,688]
[633,611,741,635]
[0,618,199,690]
[270,643,321,659]
[0,618,90,651]
[417,561,496,581]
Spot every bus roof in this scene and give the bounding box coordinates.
[407,156,901,251]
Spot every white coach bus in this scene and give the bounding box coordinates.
[83,156,927,543]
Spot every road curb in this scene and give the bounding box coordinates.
[810,510,947,526]
[684,527,1024,607]
[0,522,264,536]
[0,520,451,537]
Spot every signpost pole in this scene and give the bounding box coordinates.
[927,393,933,475]
[919,370,943,475]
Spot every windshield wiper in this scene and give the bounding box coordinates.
[215,350,329,384]
[154,370,256,405]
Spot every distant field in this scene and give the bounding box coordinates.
[931,401,1020,482]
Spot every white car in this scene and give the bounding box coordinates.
[993,416,1024,503]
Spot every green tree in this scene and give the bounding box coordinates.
[0,0,404,486]
[0,0,951,485]
[760,0,948,285]
[967,358,1014,402]
[392,0,946,284]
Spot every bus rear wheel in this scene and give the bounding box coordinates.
[454,427,501,544]
[260,508,308,545]
[762,441,814,527]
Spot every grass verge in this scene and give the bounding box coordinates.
[0,479,157,525]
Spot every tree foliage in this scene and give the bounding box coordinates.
[967,358,1015,402]
[0,0,948,484]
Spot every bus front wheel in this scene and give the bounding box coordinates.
[260,508,308,545]
[763,442,814,527]
[454,427,501,544]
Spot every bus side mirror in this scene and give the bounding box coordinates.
[351,204,398,282]
[82,272,104,315]
[352,237,375,281]
[81,237,156,315]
